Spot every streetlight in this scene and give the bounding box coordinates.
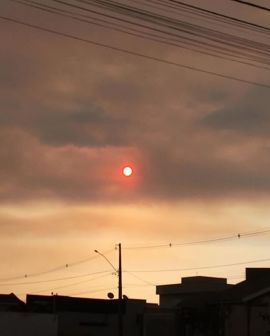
[94,244,123,336]
[94,249,117,272]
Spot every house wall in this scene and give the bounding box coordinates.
[58,312,118,336]
[249,295,270,336]
[250,305,270,336]
[224,305,247,336]
[0,299,175,336]
[123,300,145,336]
[58,300,147,336]
[143,312,175,336]
[159,294,182,308]
[0,312,57,336]
[225,296,270,336]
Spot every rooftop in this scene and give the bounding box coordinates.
[156,276,231,295]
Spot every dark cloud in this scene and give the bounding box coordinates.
[140,140,270,201]
[0,100,132,146]
[201,88,270,135]
[0,126,143,203]
[32,103,132,146]
[1,122,270,204]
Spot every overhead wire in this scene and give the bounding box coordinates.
[1,15,270,88]
[169,0,270,32]
[123,227,270,250]
[0,248,114,283]
[70,286,117,296]
[125,271,157,286]
[33,272,114,294]
[127,256,270,273]
[2,224,267,291]
[11,0,270,71]
[71,0,270,60]
[71,0,270,70]
[0,270,112,286]
[147,0,266,33]
[8,0,270,68]
[85,0,270,45]
[57,0,270,68]
[67,273,246,297]
[230,0,270,12]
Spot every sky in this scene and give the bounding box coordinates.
[1,0,270,303]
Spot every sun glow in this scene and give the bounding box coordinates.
[123,166,133,177]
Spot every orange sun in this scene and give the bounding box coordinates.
[123,166,133,177]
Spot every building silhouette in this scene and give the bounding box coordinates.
[156,268,270,335]
[1,268,270,335]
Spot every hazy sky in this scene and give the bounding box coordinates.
[1,0,270,303]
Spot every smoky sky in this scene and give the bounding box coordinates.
[202,88,270,135]
[1,0,270,204]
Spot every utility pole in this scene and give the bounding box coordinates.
[94,244,123,336]
[118,243,124,336]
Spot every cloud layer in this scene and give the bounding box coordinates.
[1,1,270,205]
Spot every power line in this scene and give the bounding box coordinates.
[16,273,245,298]
[70,286,117,296]
[0,224,269,284]
[123,227,270,250]
[35,272,113,294]
[147,0,266,35]
[169,0,270,32]
[0,248,114,282]
[10,0,270,69]
[69,283,157,296]
[230,0,270,12]
[127,257,270,273]
[84,0,270,37]
[0,270,112,286]
[125,271,156,286]
[12,0,270,71]
[1,15,270,89]
[71,0,270,60]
